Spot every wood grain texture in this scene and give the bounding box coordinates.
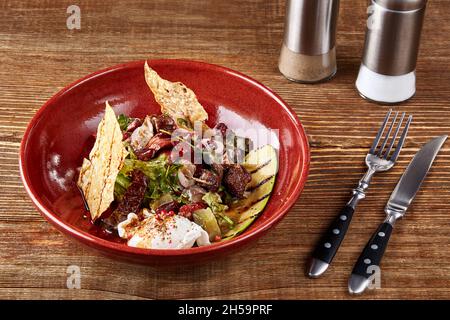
[0,0,449,300]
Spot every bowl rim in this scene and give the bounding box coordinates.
[19,59,310,257]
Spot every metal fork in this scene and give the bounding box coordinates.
[307,109,412,278]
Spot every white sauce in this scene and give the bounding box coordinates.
[118,210,210,249]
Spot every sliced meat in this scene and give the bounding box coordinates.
[126,118,143,133]
[223,164,251,198]
[211,163,224,182]
[152,114,177,133]
[102,170,148,229]
[122,118,143,141]
[195,169,220,192]
[135,133,173,160]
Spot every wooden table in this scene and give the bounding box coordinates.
[1,0,449,300]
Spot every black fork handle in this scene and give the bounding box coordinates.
[308,205,355,277]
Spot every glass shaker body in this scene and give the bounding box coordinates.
[356,0,427,103]
[279,0,340,83]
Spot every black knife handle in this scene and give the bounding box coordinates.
[312,205,355,264]
[352,222,393,279]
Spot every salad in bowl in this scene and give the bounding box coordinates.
[77,62,278,250]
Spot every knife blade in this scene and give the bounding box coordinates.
[348,135,447,295]
[386,135,448,217]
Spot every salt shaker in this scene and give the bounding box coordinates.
[278,0,340,83]
[356,0,428,104]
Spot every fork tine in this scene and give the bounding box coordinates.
[377,111,399,157]
[369,109,392,154]
[383,112,405,159]
[390,115,413,162]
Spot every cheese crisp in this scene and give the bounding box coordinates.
[77,102,128,221]
[144,61,208,125]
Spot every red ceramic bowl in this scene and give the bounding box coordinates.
[19,59,310,264]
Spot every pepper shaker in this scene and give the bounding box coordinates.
[356,0,428,104]
[278,0,340,83]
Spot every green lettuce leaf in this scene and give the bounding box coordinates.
[117,154,181,202]
[117,114,131,131]
[114,172,131,200]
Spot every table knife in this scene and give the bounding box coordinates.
[348,135,448,294]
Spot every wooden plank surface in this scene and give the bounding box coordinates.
[0,0,449,300]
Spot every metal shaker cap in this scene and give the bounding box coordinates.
[362,0,427,76]
[283,0,340,56]
[374,0,427,11]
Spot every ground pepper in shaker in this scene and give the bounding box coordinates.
[356,0,428,104]
[278,0,340,83]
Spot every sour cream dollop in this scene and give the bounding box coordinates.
[117,210,210,249]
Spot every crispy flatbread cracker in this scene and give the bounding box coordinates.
[77,102,128,221]
[144,61,208,125]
